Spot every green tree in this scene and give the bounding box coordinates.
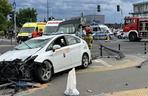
[16,8,37,27]
[0,0,12,30]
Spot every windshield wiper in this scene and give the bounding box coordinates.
[22,41,32,49]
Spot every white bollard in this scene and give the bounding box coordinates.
[64,68,80,96]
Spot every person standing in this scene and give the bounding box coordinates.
[32,27,38,38]
[84,25,93,49]
[32,27,42,38]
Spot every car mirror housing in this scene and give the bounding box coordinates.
[52,45,61,52]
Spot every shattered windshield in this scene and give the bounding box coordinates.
[15,38,51,50]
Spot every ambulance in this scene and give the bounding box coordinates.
[43,20,64,35]
[17,22,46,43]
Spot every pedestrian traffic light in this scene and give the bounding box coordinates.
[97,5,101,12]
[117,5,120,12]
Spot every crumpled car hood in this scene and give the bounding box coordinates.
[0,48,40,61]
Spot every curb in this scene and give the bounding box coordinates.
[105,88,148,96]
[78,55,148,73]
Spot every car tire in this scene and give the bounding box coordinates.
[129,33,137,41]
[81,54,89,68]
[34,61,53,83]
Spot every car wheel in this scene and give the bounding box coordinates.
[81,54,89,68]
[129,33,137,41]
[34,61,53,83]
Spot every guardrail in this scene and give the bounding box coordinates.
[99,44,125,59]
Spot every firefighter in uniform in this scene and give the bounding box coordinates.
[84,25,93,49]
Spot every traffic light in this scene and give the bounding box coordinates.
[9,11,14,22]
[117,5,120,12]
[97,5,101,12]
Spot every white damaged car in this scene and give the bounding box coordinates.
[0,34,91,83]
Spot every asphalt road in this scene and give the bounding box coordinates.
[0,38,16,54]
[23,61,148,96]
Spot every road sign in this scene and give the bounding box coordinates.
[13,1,16,10]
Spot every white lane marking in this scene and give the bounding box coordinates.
[93,59,112,67]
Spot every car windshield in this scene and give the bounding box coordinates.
[15,38,52,50]
[43,26,58,35]
[20,27,35,33]
[57,24,75,34]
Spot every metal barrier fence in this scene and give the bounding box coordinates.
[96,41,148,59]
[99,44,125,59]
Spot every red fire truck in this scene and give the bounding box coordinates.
[123,16,148,41]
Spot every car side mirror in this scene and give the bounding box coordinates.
[52,45,61,52]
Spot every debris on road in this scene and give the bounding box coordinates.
[0,80,42,96]
[87,89,93,93]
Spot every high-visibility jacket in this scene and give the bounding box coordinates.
[32,31,40,38]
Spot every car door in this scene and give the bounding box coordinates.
[64,35,81,67]
[46,36,71,72]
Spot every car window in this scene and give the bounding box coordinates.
[65,35,80,45]
[58,24,75,34]
[20,27,35,33]
[46,36,67,51]
[43,26,58,35]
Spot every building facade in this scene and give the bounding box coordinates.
[130,1,148,17]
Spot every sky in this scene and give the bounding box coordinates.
[9,0,147,23]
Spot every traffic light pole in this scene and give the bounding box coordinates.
[120,8,123,29]
[14,11,16,36]
[11,0,16,44]
[117,5,123,29]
